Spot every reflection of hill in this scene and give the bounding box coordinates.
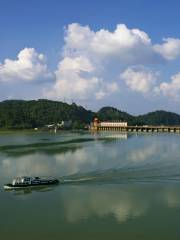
[0,134,128,156]
[0,138,94,155]
[1,145,82,157]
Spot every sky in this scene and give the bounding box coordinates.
[0,0,180,114]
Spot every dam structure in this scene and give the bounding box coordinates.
[90,118,180,133]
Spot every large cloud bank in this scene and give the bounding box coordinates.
[47,23,180,101]
[1,23,180,107]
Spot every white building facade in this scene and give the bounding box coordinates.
[99,121,128,127]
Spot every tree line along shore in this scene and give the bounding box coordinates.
[0,99,180,130]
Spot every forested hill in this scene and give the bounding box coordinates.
[0,100,94,129]
[0,100,180,129]
[97,107,180,126]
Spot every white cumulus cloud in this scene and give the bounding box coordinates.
[0,48,53,83]
[154,38,180,60]
[2,23,180,105]
[46,23,160,101]
[46,56,119,100]
[49,23,180,102]
[120,66,158,94]
[156,73,180,100]
[64,23,158,64]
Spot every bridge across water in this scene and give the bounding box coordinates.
[90,125,180,133]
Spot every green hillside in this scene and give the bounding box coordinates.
[0,100,94,129]
[0,100,179,129]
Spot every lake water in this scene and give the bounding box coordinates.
[1,131,180,240]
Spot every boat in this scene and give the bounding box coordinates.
[4,176,59,190]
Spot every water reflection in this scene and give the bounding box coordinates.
[104,133,128,139]
[91,132,128,140]
[60,183,180,224]
[6,185,56,195]
[1,133,180,240]
[1,133,180,184]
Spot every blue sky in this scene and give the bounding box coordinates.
[0,0,180,114]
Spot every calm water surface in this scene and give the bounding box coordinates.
[0,131,180,240]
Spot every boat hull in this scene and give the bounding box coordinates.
[4,180,59,190]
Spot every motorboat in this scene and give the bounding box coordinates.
[4,176,59,190]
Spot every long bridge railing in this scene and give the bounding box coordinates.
[90,125,180,133]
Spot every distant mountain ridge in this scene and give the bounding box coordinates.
[97,107,180,126]
[0,100,180,129]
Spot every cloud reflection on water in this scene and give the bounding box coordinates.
[0,133,180,182]
[1,133,180,227]
[60,183,180,224]
[61,185,149,223]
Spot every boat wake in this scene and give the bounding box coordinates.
[60,167,180,184]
